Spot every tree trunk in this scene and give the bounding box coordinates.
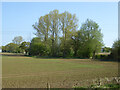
[92,45,97,59]
[51,19,55,56]
[92,51,95,59]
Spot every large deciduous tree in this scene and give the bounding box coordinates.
[48,10,60,56]
[32,14,51,43]
[75,19,103,58]
[60,11,78,57]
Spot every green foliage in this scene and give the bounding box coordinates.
[59,37,73,57]
[111,40,120,61]
[102,47,111,52]
[60,11,78,57]
[95,54,108,60]
[104,84,120,88]
[19,41,30,54]
[3,43,22,53]
[29,37,49,56]
[89,83,120,88]
[2,36,29,54]
[73,19,103,58]
[32,11,104,58]
[29,43,47,56]
[3,10,104,58]
[32,10,78,57]
[1,46,7,52]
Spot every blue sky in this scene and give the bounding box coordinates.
[2,2,118,47]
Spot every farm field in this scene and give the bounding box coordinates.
[2,53,119,88]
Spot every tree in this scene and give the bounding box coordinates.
[49,10,60,56]
[29,37,49,56]
[111,40,120,61]
[19,41,30,54]
[1,46,7,52]
[102,47,111,52]
[32,10,60,56]
[12,36,23,45]
[32,14,51,43]
[5,43,21,53]
[71,30,84,57]
[60,11,78,57]
[29,43,47,56]
[30,37,41,43]
[76,19,103,58]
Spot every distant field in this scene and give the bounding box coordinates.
[2,53,118,88]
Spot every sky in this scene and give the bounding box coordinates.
[2,2,118,48]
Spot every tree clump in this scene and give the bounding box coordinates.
[1,10,104,59]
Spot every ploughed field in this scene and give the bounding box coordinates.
[2,53,118,88]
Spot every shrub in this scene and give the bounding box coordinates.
[111,40,120,61]
[95,54,108,60]
[29,42,48,56]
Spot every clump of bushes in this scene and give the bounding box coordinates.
[88,84,120,88]
[29,37,50,56]
[95,54,112,61]
[95,54,107,59]
[110,40,120,61]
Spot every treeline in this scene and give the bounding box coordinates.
[29,10,104,59]
[99,40,120,61]
[1,36,119,60]
[110,40,120,61]
[30,9,103,59]
[1,10,119,60]
[1,36,30,54]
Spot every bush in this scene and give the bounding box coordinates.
[95,54,101,59]
[95,54,108,60]
[110,40,120,61]
[29,42,48,56]
[2,43,22,53]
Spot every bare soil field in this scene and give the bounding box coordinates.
[1,53,119,88]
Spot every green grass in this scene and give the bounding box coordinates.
[2,54,118,88]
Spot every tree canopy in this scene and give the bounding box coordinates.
[111,40,120,61]
[31,10,103,58]
[1,10,105,59]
